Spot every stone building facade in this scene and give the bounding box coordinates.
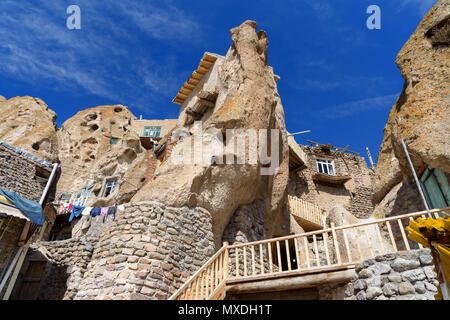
[288,144,375,220]
[0,140,56,298]
[15,201,215,300]
[130,119,177,142]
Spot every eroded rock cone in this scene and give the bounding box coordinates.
[131,20,290,247]
[56,105,147,206]
[373,0,450,208]
[0,96,57,161]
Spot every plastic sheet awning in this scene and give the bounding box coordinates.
[0,202,31,222]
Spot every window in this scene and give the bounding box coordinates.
[73,192,83,206]
[59,193,72,203]
[72,186,93,206]
[143,126,161,138]
[103,179,118,197]
[316,159,335,175]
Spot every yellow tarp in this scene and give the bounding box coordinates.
[407,215,450,300]
[0,194,14,206]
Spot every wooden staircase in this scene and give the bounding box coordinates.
[169,207,448,300]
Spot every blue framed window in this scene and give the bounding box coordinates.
[143,126,161,138]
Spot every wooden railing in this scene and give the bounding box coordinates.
[287,195,325,229]
[227,207,449,283]
[169,207,449,299]
[168,243,229,300]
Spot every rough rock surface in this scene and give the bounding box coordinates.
[373,0,450,205]
[132,21,290,247]
[0,96,57,161]
[55,105,147,206]
[328,205,392,262]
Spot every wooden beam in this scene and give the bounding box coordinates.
[226,269,356,294]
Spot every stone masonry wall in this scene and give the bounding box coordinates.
[11,236,95,300]
[20,201,215,300]
[289,145,375,219]
[0,142,53,296]
[73,201,215,300]
[320,249,439,300]
[0,143,51,202]
[0,217,26,297]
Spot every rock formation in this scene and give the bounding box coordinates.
[328,205,392,262]
[55,105,147,207]
[373,0,450,217]
[0,96,58,161]
[131,20,290,247]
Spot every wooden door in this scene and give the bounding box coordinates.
[13,261,46,300]
[420,167,450,217]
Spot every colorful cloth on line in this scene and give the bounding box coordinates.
[69,205,85,222]
[98,207,109,223]
[90,207,101,217]
[81,207,92,216]
[107,206,117,221]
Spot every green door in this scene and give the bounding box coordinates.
[420,167,449,217]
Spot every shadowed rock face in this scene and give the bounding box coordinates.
[0,96,58,161]
[131,21,290,247]
[373,0,450,206]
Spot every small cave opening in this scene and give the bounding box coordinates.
[114,107,123,113]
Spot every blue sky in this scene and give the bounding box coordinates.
[0,0,436,164]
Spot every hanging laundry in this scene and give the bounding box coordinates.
[107,206,117,221]
[81,207,92,216]
[63,203,71,214]
[98,207,109,223]
[90,207,101,217]
[117,204,125,211]
[69,205,85,222]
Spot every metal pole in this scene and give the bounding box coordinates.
[39,163,59,206]
[401,140,432,218]
[287,130,311,137]
[0,247,22,294]
[366,147,375,168]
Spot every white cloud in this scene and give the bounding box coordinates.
[0,1,201,111]
[316,93,400,120]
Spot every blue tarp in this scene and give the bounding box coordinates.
[0,188,44,226]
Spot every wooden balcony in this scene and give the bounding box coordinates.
[287,195,326,231]
[168,207,449,300]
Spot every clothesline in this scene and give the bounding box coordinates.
[59,202,125,223]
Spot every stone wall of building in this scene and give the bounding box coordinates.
[289,145,375,219]
[319,249,439,300]
[0,143,52,202]
[23,201,215,300]
[0,217,26,297]
[0,141,54,297]
[10,236,95,300]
